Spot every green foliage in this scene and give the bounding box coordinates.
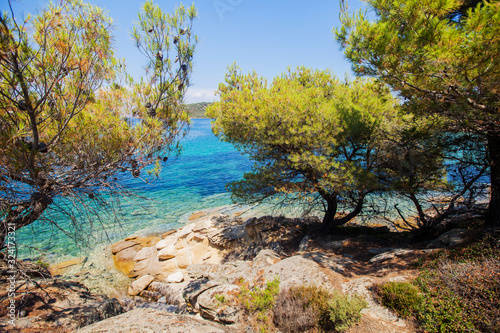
[327,290,367,332]
[240,277,280,313]
[395,236,500,332]
[413,235,500,332]
[0,0,197,249]
[335,0,500,227]
[374,281,422,317]
[214,293,226,304]
[273,285,367,332]
[207,65,399,227]
[239,277,280,333]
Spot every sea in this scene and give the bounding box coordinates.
[16,119,257,262]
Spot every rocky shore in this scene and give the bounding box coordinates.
[1,208,479,332]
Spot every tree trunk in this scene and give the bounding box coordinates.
[486,133,500,228]
[1,200,50,252]
[321,192,338,229]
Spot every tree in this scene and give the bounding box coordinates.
[207,66,399,229]
[0,0,197,251]
[335,0,500,227]
[378,112,488,230]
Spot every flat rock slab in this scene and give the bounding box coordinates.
[76,308,236,333]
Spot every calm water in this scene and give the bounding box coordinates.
[17,119,253,261]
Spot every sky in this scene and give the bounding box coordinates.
[2,0,366,104]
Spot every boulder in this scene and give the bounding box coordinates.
[263,255,333,291]
[193,217,216,232]
[427,228,470,248]
[111,240,138,254]
[252,249,281,267]
[148,281,186,305]
[183,278,223,308]
[75,308,233,333]
[113,244,142,276]
[167,271,185,283]
[368,249,413,263]
[196,284,242,323]
[158,244,177,260]
[128,275,155,296]
[134,246,157,262]
[156,236,178,250]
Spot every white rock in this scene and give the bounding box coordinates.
[128,275,155,296]
[167,271,184,283]
[192,218,216,232]
[156,238,177,251]
[134,246,156,262]
[157,244,176,260]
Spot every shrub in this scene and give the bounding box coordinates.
[412,234,500,333]
[273,288,319,332]
[239,277,280,333]
[327,290,367,332]
[374,281,422,317]
[273,285,366,332]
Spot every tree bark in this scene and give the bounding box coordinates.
[0,200,50,252]
[320,192,338,228]
[486,132,500,228]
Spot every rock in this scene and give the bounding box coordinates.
[196,284,242,323]
[128,275,155,296]
[263,255,333,291]
[148,281,186,305]
[131,254,162,278]
[183,278,222,307]
[187,264,220,280]
[208,225,247,248]
[427,228,470,248]
[176,223,196,239]
[1,279,124,333]
[368,247,394,255]
[175,248,193,269]
[298,235,312,251]
[139,290,162,302]
[76,308,233,333]
[327,239,350,249]
[113,244,142,276]
[369,249,413,263]
[158,258,181,278]
[189,210,208,220]
[134,246,157,261]
[252,249,281,267]
[162,229,176,238]
[167,271,185,283]
[48,257,86,276]
[158,243,177,259]
[193,217,216,232]
[111,240,138,254]
[156,237,177,251]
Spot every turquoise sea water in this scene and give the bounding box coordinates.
[17,119,253,262]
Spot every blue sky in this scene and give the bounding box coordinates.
[3,0,365,103]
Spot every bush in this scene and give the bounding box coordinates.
[239,277,280,333]
[273,288,320,332]
[374,281,422,317]
[327,290,367,332]
[273,285,366,332]
[412,235,500,333]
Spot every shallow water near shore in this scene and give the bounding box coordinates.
[16,119,257,262]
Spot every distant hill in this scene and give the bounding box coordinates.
[183,102,213,118]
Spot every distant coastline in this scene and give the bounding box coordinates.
[184,101,212,118]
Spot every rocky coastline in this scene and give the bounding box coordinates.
[1,207,480,332]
